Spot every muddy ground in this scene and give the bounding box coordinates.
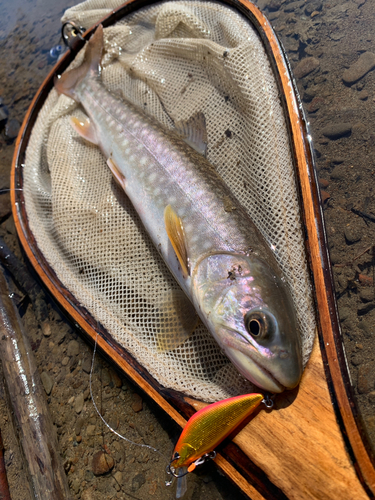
[0,0,374,499]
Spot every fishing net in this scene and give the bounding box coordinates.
[23,0,316,402]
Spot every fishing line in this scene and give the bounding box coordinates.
[89,330,169,464]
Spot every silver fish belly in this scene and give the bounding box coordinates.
[55,25,302,393]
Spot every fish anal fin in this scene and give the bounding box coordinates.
[107,157,126,190]
[175,112,207,157]
[164,205,189,276]
[156,290,199,352]
[71,116,99,145]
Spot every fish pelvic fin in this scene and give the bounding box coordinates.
[54,24,104,101]
[164,205,189,277]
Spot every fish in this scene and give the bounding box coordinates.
[55,24,303,393]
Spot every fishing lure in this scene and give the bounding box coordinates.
[167,392,266,477]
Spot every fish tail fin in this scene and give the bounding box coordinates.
[54,24,104,101]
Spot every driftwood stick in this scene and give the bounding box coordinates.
[0,236,48,322]
[0,430,11,500]
[0,268,71,500]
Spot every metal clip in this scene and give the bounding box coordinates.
[262,394,274,409]
[61,21,86,49]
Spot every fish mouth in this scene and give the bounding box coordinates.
[226,347,286,393]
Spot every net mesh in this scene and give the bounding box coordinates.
[23,0,316,402]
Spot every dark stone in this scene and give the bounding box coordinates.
[132,473,146,491]
[330,165,346,181]
[358,319,373,338]
[358,302,375,316]
[359,289,374,303]
[351,353,363,366]
[4,118,20,142]
[294,57,320,79]
[357,363,375,394]
[284,1,305,13]
[322,123,352,140]
[344,226,361,244]
[0,106,8,130]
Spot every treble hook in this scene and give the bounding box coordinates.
[166,450,217,483]
[61,21,86,49]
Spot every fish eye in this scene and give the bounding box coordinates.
[244,311,273,340]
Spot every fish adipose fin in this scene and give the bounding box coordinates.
[71,116,99,145]
[106,157,126,190]
[164,205,189,276]
[156,290,198,352]
[54,24,104,101]
[175,112,207,157]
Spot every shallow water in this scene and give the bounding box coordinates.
[0,0,374,499]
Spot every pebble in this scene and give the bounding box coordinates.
[305,1,322,16]
[4,118,20,141]
[284,0,305,12]
[67,339,80,357]
[40,371,53,395]
[358,319,373,338]
[357,364,375,394]
[114,471,123,484]
[359,289,374,303]
[338,306,351,322]
[322,123,352,140]
[0,106,8,129]
[132,473,146,492]
[131,393,143,413]
[294,57,320,79]
[41,322,51,337]
[92,451,114,476]
[62,356,69,366]
[351,353,363,366]
[368,392,375,405]
[87,424,96,437]
[344,226,361,244]
[343,52,375,85]
[358,302,375,316]
[307,96,324,113]
[75,418,84,435]
[75,392,84,414]
[82,357,92,374]
[330,165,346,181]
[358,89,369,100]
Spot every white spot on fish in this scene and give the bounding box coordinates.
[149,172,157,182]
[139,157,148,167]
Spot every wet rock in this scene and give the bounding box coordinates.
[132,473,146,491]
[344,226,361,244]
[305,1,322,16]
[358,90,369,100]
[40,371,53,395]
[351,353,363,366]
[359,289,374,303]
[41,322,51,337]
[368,392,375,405]
[343,52,375,85]
[303,85,318,102]
[338,306,351,322]
[92,451,114,476]
[284,1,305,13]
[307,97,324,113]
[330,165,346,181]
[4,118,20,142]
[358,319,373,338]
[357,364,375,394]
[110,369,123,388]
[62,356,69,366]
[0,106,8,130]
[82,357,92,374]
[294,57,320,79]
[67,339,79,357]
[114,471,123,485]
[358,302,375,316]
[131,393,143,413]
[322,123,352,140]
[87,424,96,437]
[75,417,84,436]
[75,392,84,414]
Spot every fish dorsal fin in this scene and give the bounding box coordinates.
[164,205,189,276]
[156,289,199,352]
[71,116,99,145]
[175,112,207,157]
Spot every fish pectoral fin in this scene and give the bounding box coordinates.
[156,289,199,352]
[107,157,126,190]
[70,116,99,145]
[164,205,189,276]
[175,112,208,157]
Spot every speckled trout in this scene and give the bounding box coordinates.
[55,25,302,392]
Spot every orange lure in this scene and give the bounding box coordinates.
[171,393,264,472]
